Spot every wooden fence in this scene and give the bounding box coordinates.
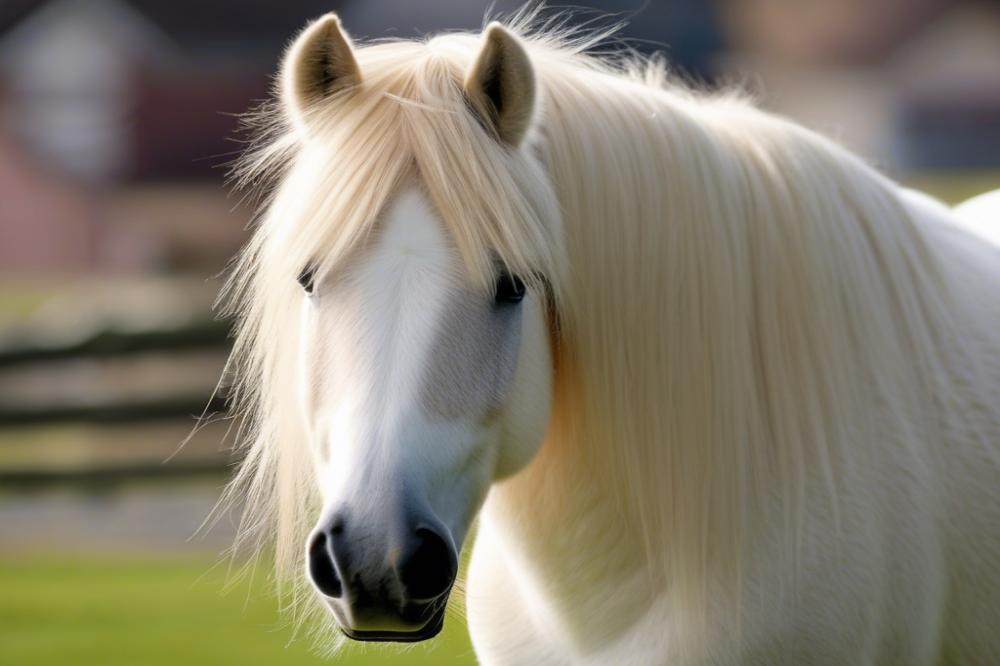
[0,320,232,489]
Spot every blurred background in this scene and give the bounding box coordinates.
[0,1,997,664]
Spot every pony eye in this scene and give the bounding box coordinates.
[494,272,526,304]
[297,267,316,294]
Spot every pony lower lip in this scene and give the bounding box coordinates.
[340,608,446,643]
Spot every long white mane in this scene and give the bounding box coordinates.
[220,12,1000,649]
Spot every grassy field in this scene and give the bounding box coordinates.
[0,555,477,666]
[905,170,1000,205]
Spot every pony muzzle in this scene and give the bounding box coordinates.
[306,510,458,642]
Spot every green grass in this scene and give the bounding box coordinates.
[0,555,477,666]
[905,169,1000,205]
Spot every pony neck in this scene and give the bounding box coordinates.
[482,418,667,650]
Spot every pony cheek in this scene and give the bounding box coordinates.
[493,320,553,480]
[494,418,545,480]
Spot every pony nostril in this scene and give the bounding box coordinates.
[397,527,457,601]
[307,531,343,599]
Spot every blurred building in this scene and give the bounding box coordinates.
[0,0,724,279]
[0,0,281,276]
[0,0,997,278]
[717,0,1000,172]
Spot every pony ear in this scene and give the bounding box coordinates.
[281,13,361,125]
[464,23,536,146]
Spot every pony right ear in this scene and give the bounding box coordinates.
[465,23,536,146]
[280,13,361,127]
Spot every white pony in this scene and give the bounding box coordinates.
[221,11,1000,665]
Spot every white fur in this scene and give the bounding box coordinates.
[223,13,1000,664]
[954,188,1000,246]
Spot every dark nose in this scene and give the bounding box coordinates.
[306,515,457,603]
[307,529,343,598]
[396,526,457,601]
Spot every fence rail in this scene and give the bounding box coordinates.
[0,394,228,427]
[0,460,228,490]
[0,319,232,486]
[0,319,230,368]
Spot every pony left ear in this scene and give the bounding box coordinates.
[465,23,536,146]
[281,13,361,126]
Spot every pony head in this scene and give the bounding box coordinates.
[227,14,563,642]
